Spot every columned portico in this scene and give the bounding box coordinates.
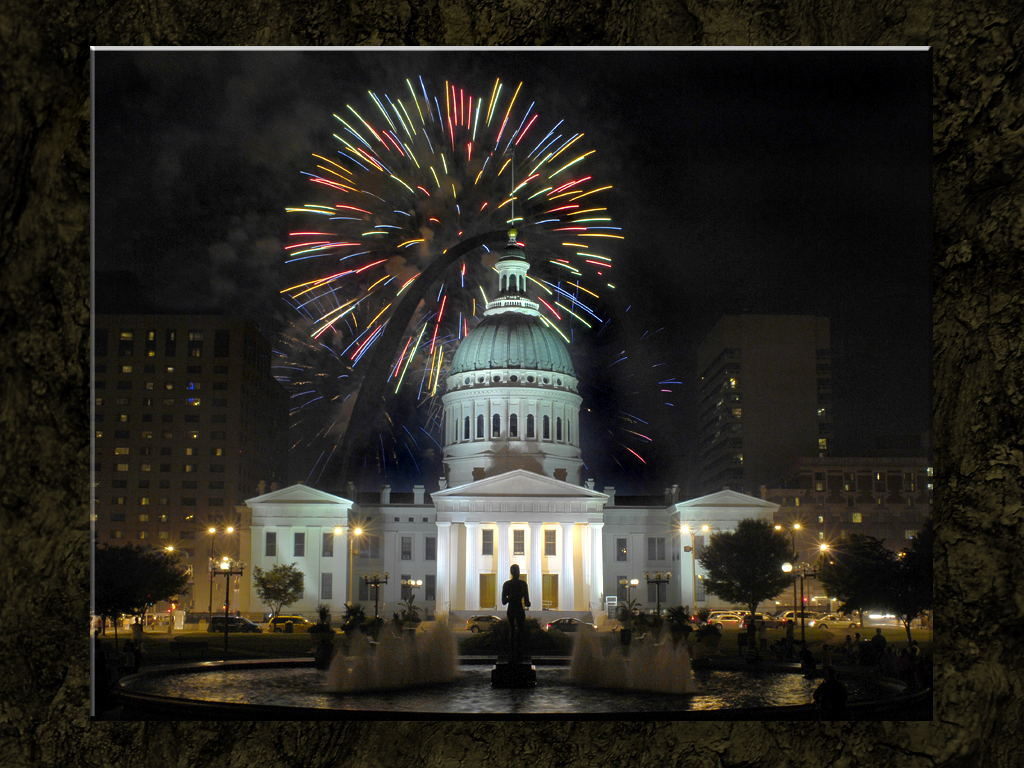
[588,521,604,612]
[465,521,480,610]
[529,522,543,613]
[559,522,575,611]
[431,469,608,613]
[496,522,511,608]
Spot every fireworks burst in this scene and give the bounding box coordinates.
[275,76,660,485]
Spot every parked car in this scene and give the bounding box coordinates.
[545,618,597,632]
[208,616,263,633]
[709,613,745,629]
[742,612,778,629]
[775,610,822,625]
[808,613,858,629]
[466,615,502,633]
[268,615,315,633]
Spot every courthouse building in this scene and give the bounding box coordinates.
[237,233,779,622]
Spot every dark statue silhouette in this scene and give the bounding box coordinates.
[501,564,531,663]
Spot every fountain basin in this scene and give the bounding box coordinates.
[113,658,922,720]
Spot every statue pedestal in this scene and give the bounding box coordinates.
[491,658,537,688]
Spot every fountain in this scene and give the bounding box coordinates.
[568,628,696,694]
[111,622,918,718]
[325,622,458,692]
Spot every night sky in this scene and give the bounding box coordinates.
[93,48,932,494]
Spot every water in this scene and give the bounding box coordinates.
[123,664,896,714]
[120,625,897,714]
[569,630,696,694]
[326,623,459,692]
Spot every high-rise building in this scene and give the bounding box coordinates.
[92,315,288,612]
[697,315,831,496]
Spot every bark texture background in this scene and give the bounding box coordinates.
[0,0,1019,765]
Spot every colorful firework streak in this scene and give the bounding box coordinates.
[276,76,630,482]
[281,76,620,399]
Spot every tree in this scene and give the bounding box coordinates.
[818,534,896,623]
[252,563,305,618]
[890,517,933,643]
[819,518,933,643]
[697,518,794,616]
[94,544,190,647]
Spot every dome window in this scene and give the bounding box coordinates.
[509,413,518,437]
[557,378,562,386]
[494,375,501,383]
[492,414,501,437]
[464,416,470,441]
[543,377,550,385]
[543,415,550,440]
[557,417,563,441]
[476,415,484,439]
[509,375,518,383]
[527,375,535,383]
[464,376,471,385]
[477,376,485,383]
[526,414,535,438]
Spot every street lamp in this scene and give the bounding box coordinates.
[401,578,423,599]
[347,526,363,604]
[165,545,192,615]
[775,522,801,614]
[362,572,390,620]
[781,561,817,644]
[618,577,640,611]
[206,525,234,617]
[218,556,246,659]
[644,572,671,616]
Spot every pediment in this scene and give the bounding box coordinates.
[245,483,352,507]
[432,469,608,501]
[673,489,779,512]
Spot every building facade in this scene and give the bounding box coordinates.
[766,456,933,558]
[92,314,288,613]
[697,315,832,496]
[236,235,781,623]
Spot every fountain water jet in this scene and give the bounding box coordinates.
[569,628,696,694]
[326,621,458,692]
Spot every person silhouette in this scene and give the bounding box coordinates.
[501,564,531,663]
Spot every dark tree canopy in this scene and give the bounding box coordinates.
[697,518,794,615]
[94,544,190,621]
[818,533,896,617]
[819,517,933,643]
[252,563,305,617]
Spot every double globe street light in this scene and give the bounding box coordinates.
[644,571,671,616]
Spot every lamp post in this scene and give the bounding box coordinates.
[781,562,817,644]
[206,525,234,617]
[218,557,246,659]
[165,545,192,619]
[644,572,671,617]
[347,526,363,604]
[618,577,639,614]
[775,522,801,614]
[401,578,423,599]
[362,572,389,620]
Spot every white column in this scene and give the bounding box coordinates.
[465,522,480,610]
[529,522,543,614]
[497,522,511,609]
[560,522,575,611]
[435,521,451,619]
[581,524,592,611]
[590,522,604,614]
